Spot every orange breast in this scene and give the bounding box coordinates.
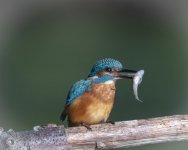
[67,82,116,126]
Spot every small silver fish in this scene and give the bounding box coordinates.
[132,70,144,102]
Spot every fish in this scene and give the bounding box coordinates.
[132,70,144,102]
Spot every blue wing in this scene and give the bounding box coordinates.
[66,79,92,105]
[60,79,92,122]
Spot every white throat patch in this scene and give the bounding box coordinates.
[104,80,114,84]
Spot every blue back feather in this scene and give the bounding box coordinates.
[66,79,92,105]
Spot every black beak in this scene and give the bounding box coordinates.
[116,68,137,79]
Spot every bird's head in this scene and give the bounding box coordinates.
[88,58,137,80]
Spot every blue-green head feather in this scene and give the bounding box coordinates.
[88,58,123,77]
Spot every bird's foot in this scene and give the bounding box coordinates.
[106,120,115,125]
[81,122,92,130]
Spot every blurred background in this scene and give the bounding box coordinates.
[0,0,188,149]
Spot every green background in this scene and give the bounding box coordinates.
[0,1,188,149]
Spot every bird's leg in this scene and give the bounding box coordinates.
[81,122,92,130]
[100,119,115,125]
[106,120,115,125]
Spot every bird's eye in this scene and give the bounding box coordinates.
[105,67,112,72]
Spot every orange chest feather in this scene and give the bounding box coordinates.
[91,82,116,102]
[67,82,116,125]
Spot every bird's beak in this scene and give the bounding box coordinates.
[114,68,137,79]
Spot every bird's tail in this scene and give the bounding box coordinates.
[60,107,67,122]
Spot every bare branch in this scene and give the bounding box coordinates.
[1,115,188,150]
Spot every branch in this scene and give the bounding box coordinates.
[1,115,188,149]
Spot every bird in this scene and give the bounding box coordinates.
[60,58,138,129]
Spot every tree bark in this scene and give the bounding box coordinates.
[1,115,188,150]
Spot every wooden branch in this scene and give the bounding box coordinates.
[1,115,188,150]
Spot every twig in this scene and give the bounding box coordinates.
[0,115,188,150]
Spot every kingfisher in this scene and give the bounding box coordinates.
[60,58,141,128]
